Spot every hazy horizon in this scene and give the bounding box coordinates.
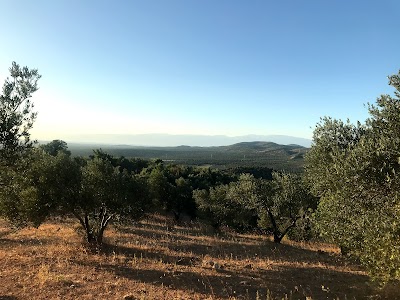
[38,133,312,148]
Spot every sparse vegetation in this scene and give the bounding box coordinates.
[0,215,394,300]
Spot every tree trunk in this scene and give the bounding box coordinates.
[266,209,301,243]
[72,211,95,244]
[173,210,180,223]
[95,213,113,245]
[273,232,283,243]
[267,210,282,243]
[72,210,113,247]
[84,214,96,244]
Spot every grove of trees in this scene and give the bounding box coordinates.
[2,62,400,284]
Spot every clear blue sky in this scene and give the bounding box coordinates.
[1,0,399,142]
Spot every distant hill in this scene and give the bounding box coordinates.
[223,141,304,152]
[66,141,308,172]
[53,133,312,148]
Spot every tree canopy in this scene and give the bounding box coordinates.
[194,173,316,242]
[41,139,71,156]
[0,62,41,164]
[0,147,151,246]
[0,62,41,224]
[305,70,400,282]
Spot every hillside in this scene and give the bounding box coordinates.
[67,141,308,172]
[1,215,395,300]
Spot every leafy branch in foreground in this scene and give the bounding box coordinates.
[305,70,400,282]
[0,61,41,164]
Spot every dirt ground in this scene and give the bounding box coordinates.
[0,215,398,299]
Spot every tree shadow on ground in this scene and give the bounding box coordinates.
[75,258,379,299]
[0,237,49,248]
[89,221,392,299]
[109,224,354,269]
[95,242,204,266]
[1,217,394,299]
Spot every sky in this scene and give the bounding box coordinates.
[1,0,399,144]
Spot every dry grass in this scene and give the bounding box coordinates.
[0,215,398,300]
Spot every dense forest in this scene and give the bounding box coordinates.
[1,62,400,287]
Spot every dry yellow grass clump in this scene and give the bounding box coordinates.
[0,215,398,300]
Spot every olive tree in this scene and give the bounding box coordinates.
[0,62,41,164]
[194,181,256,231]
[265,173,316,242]
[75,154,150,244]
[145,162,198,222]
[234,173,316,243]
[0,147,150,246]
[0,149,81,228]
[0,62,41,225]
[41,139,71,156]
[305,70,400,282]
[195,173,316,241]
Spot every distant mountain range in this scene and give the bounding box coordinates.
[57,134,312,148]
[64,140,308,172]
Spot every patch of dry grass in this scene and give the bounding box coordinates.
[0,215,398,299]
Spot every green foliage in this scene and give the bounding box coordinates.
[0,62,42,226]
[194,173,316,240]
[75,151,150,244]
[67,141,306,173]
[246,173,316,243]
[0,62,41,164]
[0,149,81,227]
[146,162,175,212]
[41,140,71,156]
[285,213,314,242]
[225,166,273,180]
[193,182,257,231]
[144,161,234,222]
[171,176,196,221]
[0,145,150,245]
[305,70,400,282]
[90,149,149,174]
